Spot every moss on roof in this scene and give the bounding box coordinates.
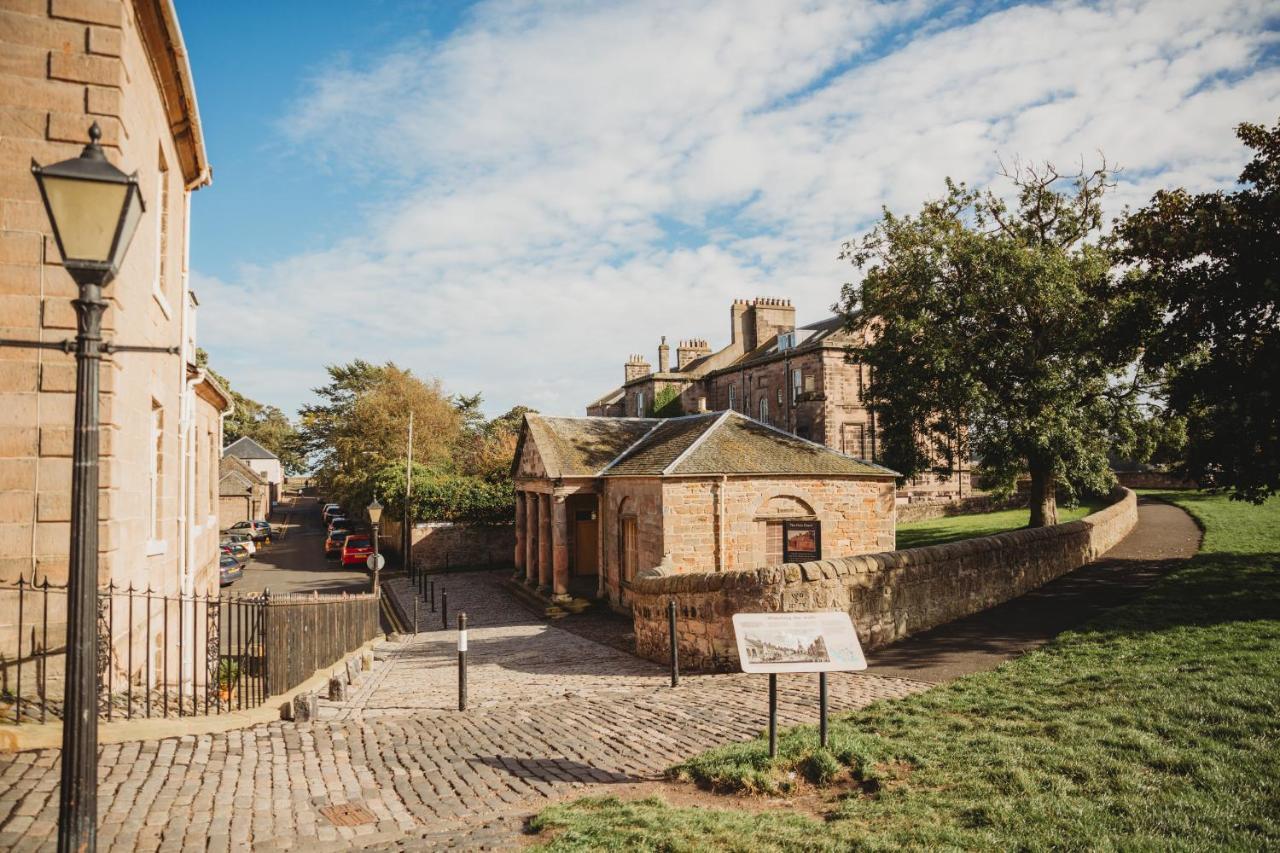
[524,416,656,477]
[602,413,721,475]
[671,413,894,476]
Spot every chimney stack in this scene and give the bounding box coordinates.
[658,336,670,373]
[676,338,711,370]
[624,354,652,383]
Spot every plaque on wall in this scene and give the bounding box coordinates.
[732,612,866,674]
[782,519,820,563]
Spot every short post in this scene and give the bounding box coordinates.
[413,598,419,636]
[429,579,436,613]
[819,672,828,748]
[667,599,679,688]
[441,588,448,630]
[768,673,778,758]
[457,612,468,711]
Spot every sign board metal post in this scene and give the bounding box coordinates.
[768,673,778,757]
[819,673,828,748]
[668,599,679,687]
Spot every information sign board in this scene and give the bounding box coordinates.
[782,519,821,562]
[366,553,386,572]
[732,611,866,674]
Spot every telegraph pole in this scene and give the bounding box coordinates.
[404,412,413,579]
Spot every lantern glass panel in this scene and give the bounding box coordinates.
[40,175,129,263]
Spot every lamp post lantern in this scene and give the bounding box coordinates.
[32,121,145,853]
[367,496,383,594]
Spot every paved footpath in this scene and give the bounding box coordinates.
[0,571,925,852]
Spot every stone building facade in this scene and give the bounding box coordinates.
[223,435,283,504]
[512,411,897,612]
[587,297,971,502]
[218,454,269,530]
[0,0,226,599]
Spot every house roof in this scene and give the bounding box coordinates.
[518,411,897,479]
[519,415,657,478]
[219,455,265,496]
[587,386,624,409]
[223,436,278,461]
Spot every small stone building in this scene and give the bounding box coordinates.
[223,436,284,504]
[512,411,898,611]
[218,455,269,530]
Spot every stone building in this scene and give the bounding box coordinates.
[0,0,226,598]
[512,411,897,611]
[587,297,971,502]
[218,454,269,530]
[223,435,283,504]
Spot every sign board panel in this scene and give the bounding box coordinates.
[366,553,386,571]
[732,612,866,674]
[783,519,821,563]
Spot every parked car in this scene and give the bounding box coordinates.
[219,554,243,586]
[221,532,256,556]
[220,543,250,564]
[227,519,272,543]
[327,516,349,533]
[324,528,353,558]
[321,503,342,524]
[340,534,374,569]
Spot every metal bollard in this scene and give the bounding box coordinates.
[457,612,468,711]
[413,598,419,636]
[441,588,448,629]
[429,579,436,613]
[819,672,828,748]
[668,599,679,687]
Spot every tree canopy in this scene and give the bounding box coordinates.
[198,350,305,474]
[839,160,1153,526]
[1118,119,1280,503]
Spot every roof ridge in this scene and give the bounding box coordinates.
[663,410,732,475]
[598,419,667,475]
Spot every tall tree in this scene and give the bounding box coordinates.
[1118,119,1280,503]
[839,161,1154,527]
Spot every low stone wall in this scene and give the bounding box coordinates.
[1115,471,1196,490]
[382,521,516,571]
[631,489,1138,671]
[896,492,1022,524]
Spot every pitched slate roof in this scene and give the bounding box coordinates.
[519,411,897,479]
[219,455,265,496]
[223,436,279,461]
[522,415,657,478]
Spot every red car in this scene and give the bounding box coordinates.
[340,534,374,569]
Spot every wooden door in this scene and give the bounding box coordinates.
[574,510,598,575]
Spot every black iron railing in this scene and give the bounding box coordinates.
[0,575,380,725]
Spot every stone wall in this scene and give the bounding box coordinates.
[382,520,515,571]
[896,492,1021,524]
[1115,471,1196,490]
[630,488,1138,671]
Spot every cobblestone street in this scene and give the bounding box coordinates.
[0,571,927,851]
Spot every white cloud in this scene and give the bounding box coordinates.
[196,0,1280,417]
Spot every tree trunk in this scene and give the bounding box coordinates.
[1028,462,1058,528]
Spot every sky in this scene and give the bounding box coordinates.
[180,0,1280,419]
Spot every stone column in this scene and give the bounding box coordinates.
[551,496,570,600]
[538,493,552,591]
[525,492,539,585]
[514,491,526,576]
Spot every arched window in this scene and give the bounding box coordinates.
[759,396,768,424]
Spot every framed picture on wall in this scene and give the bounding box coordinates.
[783,520,821,563]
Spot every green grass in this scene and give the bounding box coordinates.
[531,492,1280,850]
[895,499,1109,549]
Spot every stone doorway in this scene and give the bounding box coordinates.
[568,494,600,598]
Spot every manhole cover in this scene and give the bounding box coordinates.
[319,803,377,827]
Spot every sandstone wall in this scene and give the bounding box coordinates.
[382,520,516,572]
[1115,471,1196,490]
[630,488,1138,671]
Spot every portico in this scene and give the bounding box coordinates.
[514,485,598,601]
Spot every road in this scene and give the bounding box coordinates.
[233,493,374,597]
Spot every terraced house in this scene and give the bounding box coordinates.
[512,411,898,612]
[587,297,971,503]
[0,0,226,685]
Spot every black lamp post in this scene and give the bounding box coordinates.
[367,496,383,594]
[32,122,145,853]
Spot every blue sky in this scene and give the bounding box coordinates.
[180,0,1280,419]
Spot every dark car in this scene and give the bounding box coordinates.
[219,554,243,586]
[324,528,353,558]
[321,503,342,524]
[220,542,250,564]
[340,534,374,569]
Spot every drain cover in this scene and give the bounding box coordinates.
[319,803,377,827]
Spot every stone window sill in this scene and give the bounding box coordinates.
[145,539,167,557]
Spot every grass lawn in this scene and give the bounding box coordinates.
[895,498,1109,549]
[530,492,1280,850]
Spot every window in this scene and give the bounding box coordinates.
[727,384,736,411]
[777,387,783,405]
[153,148,171,313]
[621,517,638,583]
[759,397,769,424]
[149,404,164,543]
[842,423,866,458]
[791,369,801,404]
[804,374,815,392]
[777,331,795,351]
[634,391,644,416]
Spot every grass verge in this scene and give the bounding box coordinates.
[531,492,1280,850]
[895,498,1108,549]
